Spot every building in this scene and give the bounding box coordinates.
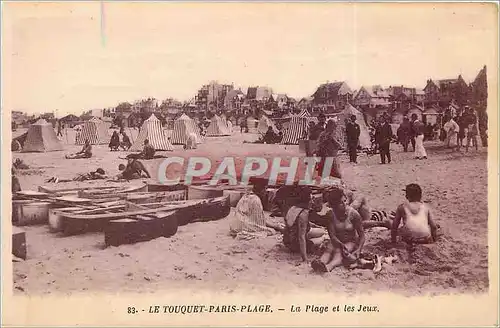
[195,81,234,110]
[246,86,273,102]
[354,85,391,109]
[224,89,245,113]
[269,94,289,109]
[312,81,353,113]
[298,97,314,112]
[424,75,469,107]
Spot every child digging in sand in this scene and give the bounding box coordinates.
[391,183,438,259]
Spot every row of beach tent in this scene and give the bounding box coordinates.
[13,113,235,153]
[13,106,370,153]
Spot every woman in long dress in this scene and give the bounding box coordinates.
[412,115,427,159]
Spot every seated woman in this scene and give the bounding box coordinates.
[229,180,276,237]
[65,139,92,159]
[311,187,365,272]
[109,131,120,151]
[283,186,328,263]
[120,132,132,151]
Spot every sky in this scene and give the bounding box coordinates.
[2,2,497,116]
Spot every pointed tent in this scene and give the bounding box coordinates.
[22,119,64,152]
[280,114,309,145]
[206,115,231,137]
[130,114,173,151]
[171,114,203,145]
[257,115,279,135]
[76,117,110,145]
[333,104,371,149]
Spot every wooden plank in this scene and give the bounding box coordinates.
[69,205,128,215]
[38,185,116,194]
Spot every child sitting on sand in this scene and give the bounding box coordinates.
[391,183,438,254]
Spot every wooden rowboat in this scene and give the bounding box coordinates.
[58,195,230,235]
[188,184,250,200]
[38,183,147,196]
[12,227,27,260]
[104,210,178,247]
[12,201,51,226]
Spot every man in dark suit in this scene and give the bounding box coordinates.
[375,117,394,164]
[346,115,361,164]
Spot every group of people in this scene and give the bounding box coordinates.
[260,126,283,144]
[239,176,439,272]
[45,156,152,184]
[109,129,132,151]
[307,113,361,178]
[442,107,480,152]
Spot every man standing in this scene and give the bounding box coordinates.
[409,114,418,151]
[375,117,393,164]
[309,113,326,141]
[57,120,63,137]
[465,107,479,152]
[346,115,360,164]
[397,117,412,152]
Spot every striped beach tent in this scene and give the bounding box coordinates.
[257,115,279,135]
[22,119,64,152]
[170,114,203,145]
[76,117,110,145]
[280,114,309,145]
[206,115,231,137]
[130,114,173,151]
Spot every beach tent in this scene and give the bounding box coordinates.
[332,104,371,149]
[280,114,309,145]
[206,115,231,137]
[76,117,110,145]
[130,114,173,151]
[280,109,316,145]
[257,115,279,135]
[170,114,203,145]
[21,119,64,152]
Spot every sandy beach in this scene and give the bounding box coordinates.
[12,128,489,295]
